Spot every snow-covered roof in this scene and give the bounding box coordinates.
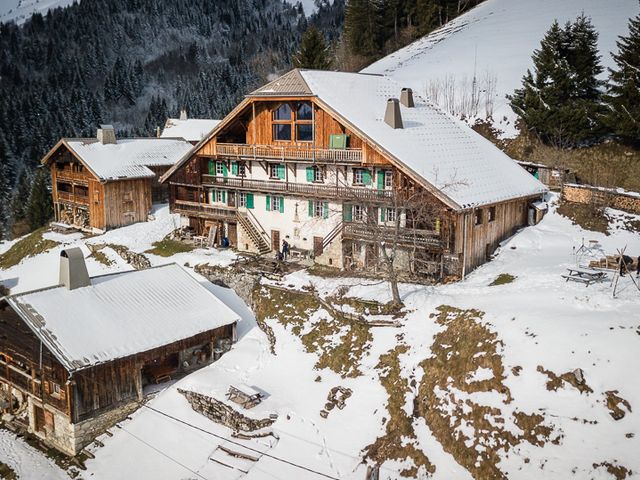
[7,264,239,372]
[63,138,193,181]
[297,70,546,208]
[161,119,221,143]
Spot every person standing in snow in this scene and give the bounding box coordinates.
[282,239,290,261]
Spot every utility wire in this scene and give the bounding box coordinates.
[143,404,342,480]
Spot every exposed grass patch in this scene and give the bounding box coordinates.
[0,461,17,480]
[88,248,114,267]
[327,294,403,317]
[557,201,610,234]
[253,285,372,378]
[489,273,517,286]
[604,390,632,421]
[415,305,559,479]
[364,343,434,477]
[0,228,59,269]
[90,243,150,270]
[537,366,593,394]
[593,461,633,480]
[144,239,194,257]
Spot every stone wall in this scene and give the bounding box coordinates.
[179,389,274,432]
[562,184,640,214]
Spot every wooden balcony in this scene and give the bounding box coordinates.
[201,175,394,202]
[55,171,89,186]
[0,358,40,396]
[214,143,363,164]
[173,199,237,220]
[343,222,442,249]
[57,191,89,205]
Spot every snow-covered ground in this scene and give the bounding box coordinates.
[0,0,76,25]
[1,197,639,479]
[363,0,640,138]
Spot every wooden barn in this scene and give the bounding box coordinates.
[0,248,239,456]
[41,126,193,232]
[161,69,547,279]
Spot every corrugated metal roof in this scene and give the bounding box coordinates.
[65,138,194,181]
[8,264,239,372]
[249,69,313,96]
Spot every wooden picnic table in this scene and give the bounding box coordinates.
[226,384,263,409]
[562,267,607,286]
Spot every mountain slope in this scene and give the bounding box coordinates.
[363,0,639,137]
[0,0,76,25]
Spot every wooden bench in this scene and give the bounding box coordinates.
[146,365,175,384]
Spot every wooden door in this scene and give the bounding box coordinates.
[228,223,238,246]
[34,405,46,432]
[271,230,280,252]
[228,192,236,207]
[313,236,323,257]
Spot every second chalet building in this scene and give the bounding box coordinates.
[162,70,547,278]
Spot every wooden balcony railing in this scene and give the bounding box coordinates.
[342,222,442,249]
[57,191,89,205]
[201,175,393,202]
[0,358,40,396]
[55,171,89,185]
[214,143,363,164]
[173,200,237,219]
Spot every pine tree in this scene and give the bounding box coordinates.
[605,13,640,146]
[509,17,605,148]
[26,169,52,231]
[11,170,31,223]
[344,0,382,58]
[292,26,332,69]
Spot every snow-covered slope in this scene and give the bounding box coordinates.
[0,0,77,25]
[363,0,640,137]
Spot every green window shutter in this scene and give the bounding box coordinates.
[323,202,329,219]
[246,193,254,209]
[266,195,271,211]
[435,218,441,233]
[343,204,353,221]
[308,200,313,217]
[222,191,227,204]
[231,162,239,176]
[362,169,372,186]
[306,167,314,182]
[277,164,285,180]
[279,196,285,213]
[208,160,215,176]
[221,163,228,177]
[380,207,386,222]
[377,170,385,190]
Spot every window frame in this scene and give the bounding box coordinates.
[386,207,397,223]
[271,196,281,212]
[488,206,496,222]
[474,209,483,226]
[313,166,324,183]
[353,169,364,186]
[238,192,247,208]
[215,162,225,176]
[353,204,365,222]
[384,170,393,189]
[215,190,225,203]
[271,102,314,143]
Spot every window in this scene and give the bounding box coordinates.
[353,205,365,222]
[51,382,62,397]
[270,163,285,179]
[474,209,483,226]
[238,192,254,209]
[384,171,393,188]
[488,206,496,222]
[238,164,246,177]
[353,169,364,185]
[386,207,397,223]
[306,166,324,183]
[271,196,281,212]
[211,190,226,204]
[216,162,225,176]
[309,200,328,218]
[271,102,313,142]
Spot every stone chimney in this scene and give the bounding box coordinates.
[384,98,403,129]
[400,88,414,108]
[97,125,116,145]
[179,109,188,121]
[59,248,90,290]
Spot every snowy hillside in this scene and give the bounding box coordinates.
[363,0,640,137]
[1,198,639,479]
[0,0,76,24]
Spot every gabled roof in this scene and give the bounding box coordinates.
[7,264,239,372]
[43,138,194,181]
[249,69,313,96]
[161,118,221,142]
[163,69,546,208]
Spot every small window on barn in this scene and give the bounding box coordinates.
[488,206,496,222]
[474,209,483,226]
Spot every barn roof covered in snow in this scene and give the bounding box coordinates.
[161,118,221,143]
[6,264,239,372]
[42,138,194,181]
[164,69,546,209]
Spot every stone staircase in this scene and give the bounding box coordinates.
[236,212,271,255]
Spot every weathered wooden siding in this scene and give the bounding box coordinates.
[103,179,152,229]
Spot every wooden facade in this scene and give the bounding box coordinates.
[0,297,235,455]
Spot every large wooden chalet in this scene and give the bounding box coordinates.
[0,248,239,455]
[161,69,547,279]
[41,126,193,232]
